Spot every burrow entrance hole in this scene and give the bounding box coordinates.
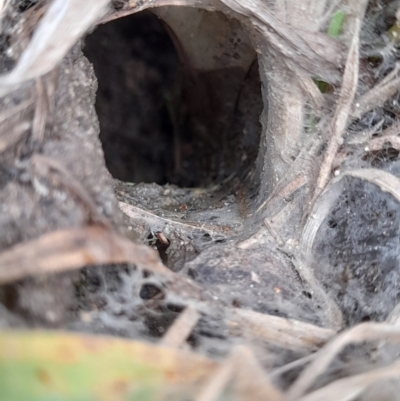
[84,8,263,193]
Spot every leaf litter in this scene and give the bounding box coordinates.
[1,0,400,400]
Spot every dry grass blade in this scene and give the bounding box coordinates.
[287,322,400,400]
[291,257,343,331]
[313,15,361,198]
[270,354,316,379]
[233,346,283,401]
[256,174,307,214]
[298,361,400,401]
[352,63,400,120]
[264,218,284,246]
[0,98,34,125]
[194,354,235,401]
[0,121,31,153]
[0,225,169,285]
[0,0,110,96]
[31,77,48,144]
[0,98,34,153]
[302,187,343,255]
[160,306,201,348]
[236,227,267,250]
[196,345,283,401]
[119,201,236,235]
[229,308,335,351]
[296,70,325,108]
[267,200,297,229]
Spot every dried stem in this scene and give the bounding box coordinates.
[161,306,201,348]
[313,15,361,198]
[287,322,400,400]
[0,225,169,285]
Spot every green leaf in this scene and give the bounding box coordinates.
[388,24,400,43]
[328,10,345,38]
[313,79,334,94]
[0,330,218,401]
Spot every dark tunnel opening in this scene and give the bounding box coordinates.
[84,9,263,189]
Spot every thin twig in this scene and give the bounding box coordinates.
[194,354,235,401]
[119,201,237,235]
[236,228,266,250]
[229,308,335,351]
[255,174,307,214]
[264,218,284,246]
[233,346,284,401]
[31,77,48,144]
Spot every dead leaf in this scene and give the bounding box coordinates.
[0,330,218,401]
